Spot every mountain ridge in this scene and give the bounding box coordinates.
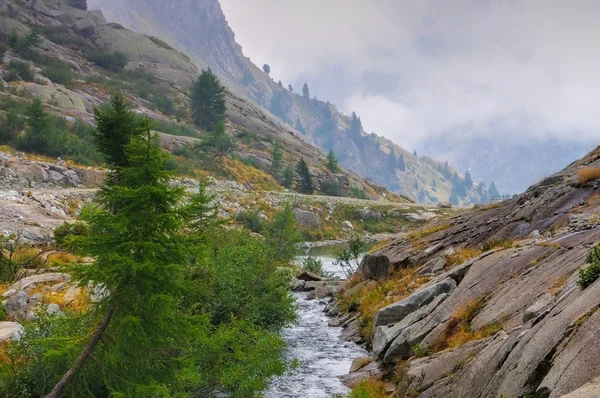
[88,0,493,205]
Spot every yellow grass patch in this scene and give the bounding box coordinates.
[434,299,502,352]
[348,378,389,397]
[223,158,282,191]
[446,248,483,268]
[407,223,451,243]
[577,167,600,185]
[369,240,391,254]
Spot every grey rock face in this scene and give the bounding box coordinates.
[373,278,457,327]
[0,322,24,342]
[360,254,391,281]
[4,291,30,321]
[372,293,449,359]
[357,209,383,221]
[292,208,322,228]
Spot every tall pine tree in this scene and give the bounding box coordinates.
[271,141,284,178]
[326,149,340,173]
[295,157,314,194]
[302,82,310,99]
[191,69,226,131]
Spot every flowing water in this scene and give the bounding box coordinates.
[265,246,368,398]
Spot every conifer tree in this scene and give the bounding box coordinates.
[326,149,340,173]
[46,119,190,397]
[197,121,237,163]
[464,170,474,189]
[271,140,283,178]
[282,164,295,189]
[302,82,310,99]
[288,84,293,92]
[93,92,142,169]
[191,69,226,130]
[489,181,500,198]
[295,157,314,194]
[263,64,271,74]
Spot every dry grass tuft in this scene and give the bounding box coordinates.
[549,275,570,296]
[407,223,451,243]
[348,378,389,397]
[577,167,600,185]
[223,158,282,191]
[339,267,429,346]
[446,248,483,268]
[369,240,391,254]
[433,299,502,352]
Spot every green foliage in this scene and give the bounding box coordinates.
[41,58,73,86]
[326,149,340,173]
[235,129,260,144]
[87,50,128,72]
[334,232,366,278]
[53,221,89,247]
[191,68,226,131]
[295,157,314,194]
[196,121,237,164]
[0,236,18,283]
[41,26,92,50]
[237,155,261,169]
[5,60,34,82]
[321,181,343,197]
[578,246,600,289]
[0,109,26,142]
[1,105,296,397]
[10,28,41,54]
[282,163,296,189]
[270,140,284,178]
[0,43,6,62]
[350,185,370,200]
[300,256,332,278]
[235,209,263,233]
[264,204,302,264]
[302,82,310,99]
[93,93,143,168]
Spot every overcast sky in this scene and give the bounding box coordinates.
[219,0,600,150]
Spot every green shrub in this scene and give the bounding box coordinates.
[321,181,343,197]
[152,119,199,138]
[236,210,263,233]
[0,109,26,142]
[53,221,89,246]
[42,59,73,86]
[300,256,333,278]
[41,26,92,50]
[238,155,261,170]
[578,247,600,289]
[0,304,6,321]
[350,186,370,200]
[87,50,128,72]
[0,43,6,63]
[5,60,34,82]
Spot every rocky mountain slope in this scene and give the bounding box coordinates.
[87,0,485,204]
[0,0,404,202]
[332,147,600,397]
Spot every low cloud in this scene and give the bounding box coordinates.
[221,0,600,149]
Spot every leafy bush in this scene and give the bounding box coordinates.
[41,26,92,50]
[238,155,261,170]
[300,256,333,278]
[42,59,73,86]
[321,181,343,197]
[350,186,370,200]
[0,109,26,142]
[334,233,366,278]
[87,50,128,72]
[53,221,89,246]
[5,60,34,82]
[579,246,600,289]
[236,209,263,233]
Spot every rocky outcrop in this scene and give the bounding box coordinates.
[0,322,24,343]
[344,148,600,397]
[292,208,322,229]
[359,254,391,281]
